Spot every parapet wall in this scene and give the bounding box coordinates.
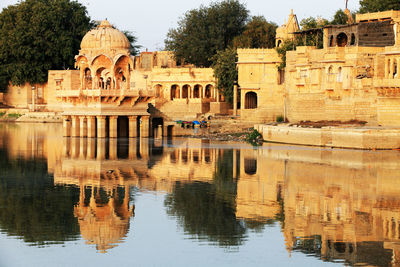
[255,125,400,150]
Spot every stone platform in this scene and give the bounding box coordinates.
[255,124,400,150]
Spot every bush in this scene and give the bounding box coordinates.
[0,112,5,117]
[276,115,284,123]
[246,129,263,146]
[7,113,22,119]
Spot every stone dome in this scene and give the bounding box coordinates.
[81,20,130,50]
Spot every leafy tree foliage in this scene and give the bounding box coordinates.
[331,9,349,25]
[165,0,249,67]
[0,0,92,90]
[211,48,237,103]
[359,0,400,13]
[233,16,278,49]
[300,16,329,30]
[122,30,141,56]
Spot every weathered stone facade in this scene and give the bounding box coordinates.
[238,10,400,127]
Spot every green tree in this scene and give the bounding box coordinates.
[233,16,278,49]
[0,0,92,90]
[122,30,141,56]
[165,0,249,67]
[359,0,400,13]
[331,9,349,25]
[211,48,237,103]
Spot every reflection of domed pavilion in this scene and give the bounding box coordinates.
[74,185,134,253]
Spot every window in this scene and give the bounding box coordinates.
[245,92,257,109]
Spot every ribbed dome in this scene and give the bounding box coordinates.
[81,20,130,50]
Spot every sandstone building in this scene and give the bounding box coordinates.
[1,20,225,137]
[238,10,400,126]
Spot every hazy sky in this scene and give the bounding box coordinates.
[1,0,360,51]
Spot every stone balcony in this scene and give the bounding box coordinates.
[56,88,155,98]
[374,78,400,88]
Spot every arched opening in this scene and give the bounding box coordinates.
[334,242,346,254]
[114,55,131,90]
[244,158,257,175]
[337,67,343,82]
[115,67,126,90]
[245,92,257,109]
[328,65,334,83]
[394,60,398,78]
[350,33,356,45]
[170,84,180,100]
[96,67,106,89]
[277,40,282,47]
[154,84,163,98]
[329,35,334,47]
[106,77,112,89]
[182,85,190,99]
[84,68,92,89]
[193,84,202,98]
[205,84,213,98]
[336,33,348,47]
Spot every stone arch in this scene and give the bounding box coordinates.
[114,55,131,90]
[205,84,213,98]
[245,92,257,109]
[154,84,163,98]
[171,84,180,100]
[76,55,89,69]
[336,32,348,47]
[277,40,282,47]
[193,84,202,98]
[91,54,113,67]
[182,84,190,99]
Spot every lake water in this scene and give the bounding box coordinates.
[0,123,400,267]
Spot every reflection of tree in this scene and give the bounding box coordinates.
[0,148,80,245]
[164,150,246,247]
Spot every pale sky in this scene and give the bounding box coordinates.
[1,0,360,51]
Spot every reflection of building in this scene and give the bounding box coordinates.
[74,185,134,253]
[4,123,400,263]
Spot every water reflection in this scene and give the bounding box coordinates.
[1,123,400,265]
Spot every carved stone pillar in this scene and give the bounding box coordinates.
[79,116,87,137]
[87,116,96,138]
[140,116,150,138]
[128,116,138,138]
[109,116,118,138]
[97,116,107,138]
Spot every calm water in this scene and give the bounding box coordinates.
[1,123,400,267]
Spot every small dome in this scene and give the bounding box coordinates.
[81,20,130,50]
